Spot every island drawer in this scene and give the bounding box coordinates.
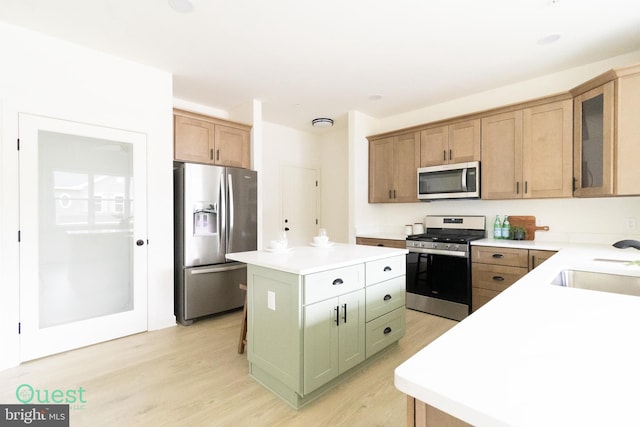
[304,264,365,305]
[365,306,405,358]
[365,255,406,286]
[365,276,405,321]
[472,246,528,268]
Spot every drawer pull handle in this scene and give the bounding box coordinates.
[384,327,392,335]
[383,294,392,301]
[492,254,504,259]
[383,266,392,272]
[332,278,344,286]
[492,276,505,281]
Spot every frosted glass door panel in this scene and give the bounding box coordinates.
[39,131,133,328]
[19,114,147,362]
[580,94,604,188]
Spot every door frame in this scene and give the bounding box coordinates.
[17,112,149,362]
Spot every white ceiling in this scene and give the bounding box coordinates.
[1,0,639,132]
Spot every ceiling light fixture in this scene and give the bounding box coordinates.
[312,118,334,128]
[168,0,194,13]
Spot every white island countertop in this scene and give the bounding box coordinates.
[227,242,407,275]
[395,243,640,427]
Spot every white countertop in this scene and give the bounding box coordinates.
[395,243,640,427]
[472,237,566,251]
[226,243,408,275]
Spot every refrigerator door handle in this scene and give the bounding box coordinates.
[219,173,226,252]
[227,173,234,251]
[190,263,246,275]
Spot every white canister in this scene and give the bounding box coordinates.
[412,223,425,234]
[405,225,413,235]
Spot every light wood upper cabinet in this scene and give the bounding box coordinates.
[174,109,251,169]
[571,64,640,197]
[214,124,251,168]
[522,99,573,198]
[420,119,480,167]
[481,110,523,199]
[481,99,572,200]
[368,132,420,203]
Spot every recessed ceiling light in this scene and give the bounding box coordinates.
[168,0,194,13]
[537,34,561,45]
[311,118,334,128]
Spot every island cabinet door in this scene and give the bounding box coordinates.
[303,297,339,395]
[338,289,366,373]
[303,289,365,395]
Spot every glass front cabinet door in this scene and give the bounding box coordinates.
[571,64,640,197]
[572,81,615,197]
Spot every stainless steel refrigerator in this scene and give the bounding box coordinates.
[174,162,257,325]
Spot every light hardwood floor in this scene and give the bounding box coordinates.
[0,309,456,427]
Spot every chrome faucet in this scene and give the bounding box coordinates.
[613,240,640,250]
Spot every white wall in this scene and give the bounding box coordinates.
[0,22,175,371]
[320,127,349,243]
[350,50,640,245]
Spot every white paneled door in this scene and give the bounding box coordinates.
[281,165,319,247]
[18,114,148,361]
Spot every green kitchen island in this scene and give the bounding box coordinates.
[226,243,408,408]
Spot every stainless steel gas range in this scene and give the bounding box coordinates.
[405,215,485,321]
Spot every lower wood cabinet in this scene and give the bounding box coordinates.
[407,397,472,427]
[471,246,556,311]
[356,237,406,249]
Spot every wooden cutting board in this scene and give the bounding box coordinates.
[507,215,549,240]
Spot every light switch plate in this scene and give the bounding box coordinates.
[267,291,276,311]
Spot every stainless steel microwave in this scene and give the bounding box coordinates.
[417,161,480,200]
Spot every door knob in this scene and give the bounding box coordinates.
[136,239,145,246]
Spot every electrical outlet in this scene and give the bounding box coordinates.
[624,217,637,231]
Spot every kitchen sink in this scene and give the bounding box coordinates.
[551,270,640,297]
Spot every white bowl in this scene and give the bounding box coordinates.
[313,236,329,245]
[270,239,287,250]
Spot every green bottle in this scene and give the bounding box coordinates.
[493,215,502,239]
[501,215,510,239]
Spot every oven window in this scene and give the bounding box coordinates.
[406,252,470,304]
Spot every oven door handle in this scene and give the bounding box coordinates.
[409,248,468,257]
